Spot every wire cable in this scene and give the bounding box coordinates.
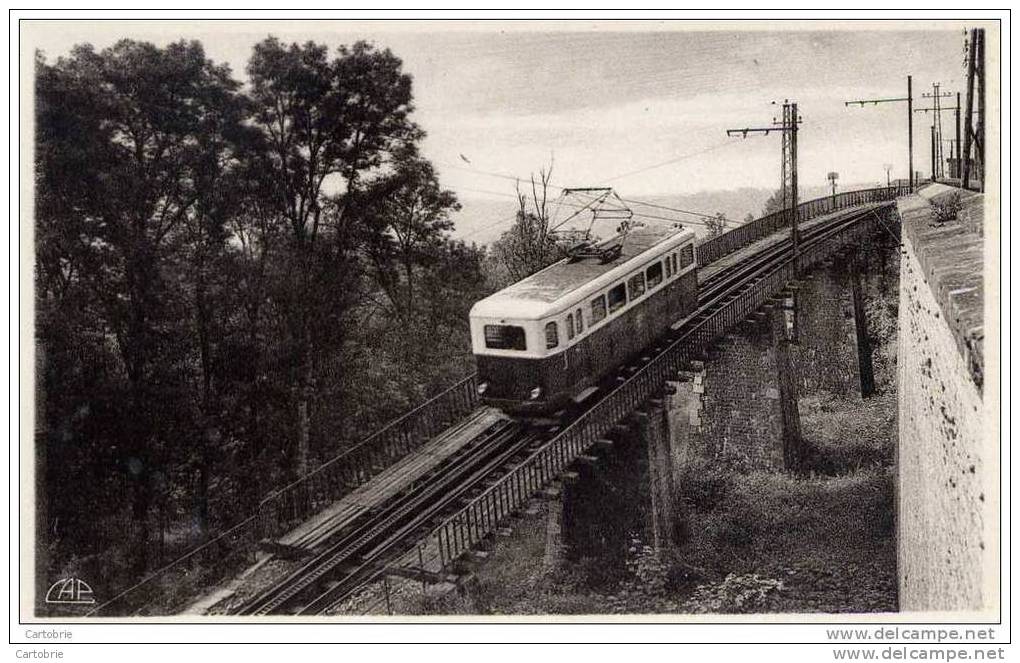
[597,139,737,184]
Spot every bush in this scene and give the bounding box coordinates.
[710,508,756,550]
[678,459,732,510]
[798,392,896,476]
[929,192,963,226]
[681,573,785,613]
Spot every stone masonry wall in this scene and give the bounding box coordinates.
[666,256,868,471]
[791,262,863,396]
[683,319,787,468]
[896,186,990,612]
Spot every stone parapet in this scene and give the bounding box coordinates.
[896,184,984,391]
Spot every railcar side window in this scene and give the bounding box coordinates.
[591,295,607,324]
[545,321,559,349]
[665,256,673,278]
[628,273,646,300]
[679,244,694,269]
[566,313,575,340]
[646,262,663,288]
[608,283,627,314]
[575,308,584,334]
[484,324,526,351]
[671,253,678,275]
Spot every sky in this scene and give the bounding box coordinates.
[25,20,975,201]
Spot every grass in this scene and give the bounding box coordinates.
[799,391,897,475]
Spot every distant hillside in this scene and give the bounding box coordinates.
[448,183,867,246]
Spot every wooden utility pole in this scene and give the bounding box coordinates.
[727,99,802,269]
[962,28,985,189]
[976,29,985,186]
[956,92,962,176]
[909,76,913,190]
[845,76,915,191]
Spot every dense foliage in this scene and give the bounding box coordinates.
[34,38,491,586]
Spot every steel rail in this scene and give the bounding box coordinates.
[235,420,533,615]
[696,203,884,302]
[299,427,543,615]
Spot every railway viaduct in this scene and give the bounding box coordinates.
[555,182,991,615]
[88,183,992,617]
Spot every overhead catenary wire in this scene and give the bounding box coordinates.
[596,139,737,184]
[438,160,732,225]
[447,182,729,233]
[456,197,726,241]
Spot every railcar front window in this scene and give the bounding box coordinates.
[484,324,526,351]
[665,256,673,278]
[575,308,584,334]
[545,321,559,349]
[628,273,646,300]
[608,283,627,314]
[646,261,664,288]
[566,313,575,340]
[591,295,607,324]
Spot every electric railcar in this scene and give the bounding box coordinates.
[469,225,699,416]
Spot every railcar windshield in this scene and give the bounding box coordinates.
[484,324,527,350]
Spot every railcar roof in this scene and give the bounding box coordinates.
[472,225,691,320]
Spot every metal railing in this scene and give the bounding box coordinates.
[413,209,887,574]
[697,185,910,268]
[87,515,260,617]
[255,374,479,540]
[88,376,478,617]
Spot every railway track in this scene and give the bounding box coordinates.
[592,204,879,396]
[235,202,887,616]
[234,419,539,615]
[696,203,883,297]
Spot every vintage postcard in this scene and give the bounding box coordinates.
[12,11,1006,657]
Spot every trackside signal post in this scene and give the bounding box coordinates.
[727,99,802,272]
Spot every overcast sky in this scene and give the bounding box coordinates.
[26,20,975,199]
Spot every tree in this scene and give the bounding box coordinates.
[489,161,562,284]
[245,37,418,475]
[705,212,728,238]
[762,187,785,215]
[744,212,755,224]
[360,146,460,325]
[35,39,249,568]
[174,89,254,535]
[35,33,498,603]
